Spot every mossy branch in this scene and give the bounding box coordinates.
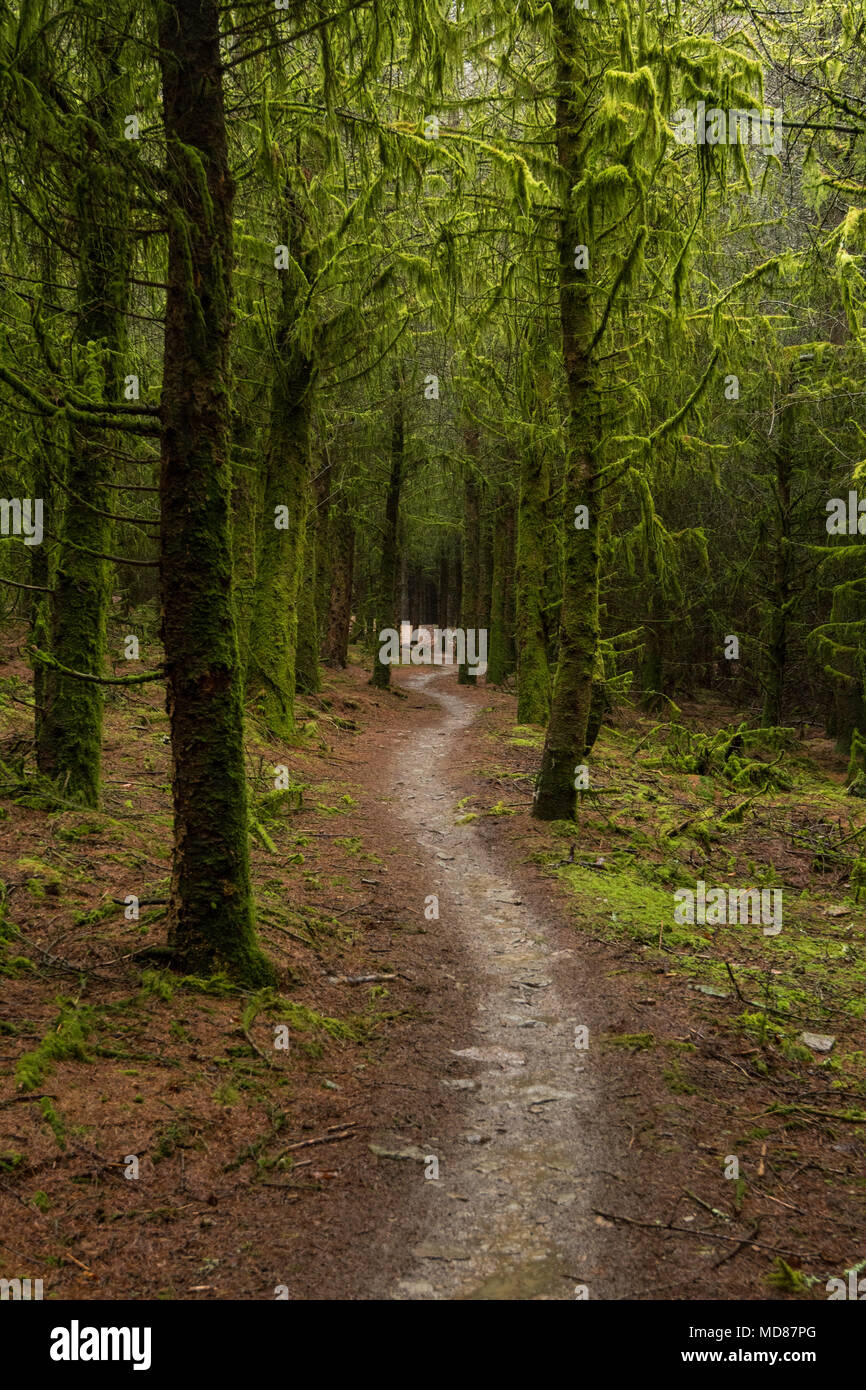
[29,647,165,685]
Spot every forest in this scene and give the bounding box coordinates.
[0,0,865,1322]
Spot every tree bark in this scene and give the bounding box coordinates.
[295,520,321,693]
[313,454,332,647]
[761,388,795,728]
[246,187,314,732]
[371,372,404,688]
[458,453,481,686]
[515,443,551,722]
[487,492,517,684]
[158,0,272,983]
[36,40,131,805]
[322,509,354,667]
[533,9,600,821]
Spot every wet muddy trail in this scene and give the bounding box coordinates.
[381,669,613,1300]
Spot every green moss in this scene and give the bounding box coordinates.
[602,1031,655,1051]
[212,1081,240,1106]
[508,724,545,748]
[663,1061,698,1093]
[73,903,118,927]
[767,1260,820,1295]
[15,1000,97,1092]
[138,969,175,1002]
[17,858,63,893]
[54,815,115,842]
[39,1097,66,1149]
[178,972,238,997]
[515,443,552,723]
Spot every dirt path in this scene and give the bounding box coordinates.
[2,638,860,1304]
[382,668,610,1300]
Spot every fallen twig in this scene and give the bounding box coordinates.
[724,960,745,1001]
[274,1125,357,1158]
[0,1092,55,1108]
[591,1209,817,1261]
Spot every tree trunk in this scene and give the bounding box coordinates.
[30,242,58,744]
[322,510,354,667]
[515,444,551,722]
[295,520,321,693]
[459,456,481,686]
[451,551,462,628]
[641,569,666,711]
[36,43,131,805]
[230,409,259,667]
[437,549,449,630]
[477,503,494,636]
[313,454,332,647]
[371,373,404,689]
[487,493,517,684]
[158,0,272,984]
[246,189,313,732]
[533,13,600,821]
[762,392,795,727]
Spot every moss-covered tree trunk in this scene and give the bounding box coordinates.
[36,44,131,805]
[437,548,449,630]
[158,0,272,984]
[30,242,58,740]
[371,373,404,689]
[477,503,494,637]
[295,520,321,693]
[824,573,866,755]
[230,409,260,667]
[762,393,795,728]
[533,14,599,821]
[313,453,332,649]
[452,551,462,628]
[29,438,52,729]
[487,492,516,684]
[640,610,663,709]
[515,443,551,722]
[458,453,481,686]
[641,563,667,711]
[246,189,313,733]
[322,508,354,667]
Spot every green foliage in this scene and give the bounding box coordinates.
[644,723,795,790]
[15,1000,97,1092]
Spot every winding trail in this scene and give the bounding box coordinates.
[385,669,606,1300]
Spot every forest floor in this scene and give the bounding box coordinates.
[0,631,864,1301]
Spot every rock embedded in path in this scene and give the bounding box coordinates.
[368,1139,429,1162]
[521,1086,578,1106]
[396,1279,435,1295]
[452,1045,526,1067]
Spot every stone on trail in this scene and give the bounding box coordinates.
[368,1139,429,1162]
[452,1045,525,1066]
